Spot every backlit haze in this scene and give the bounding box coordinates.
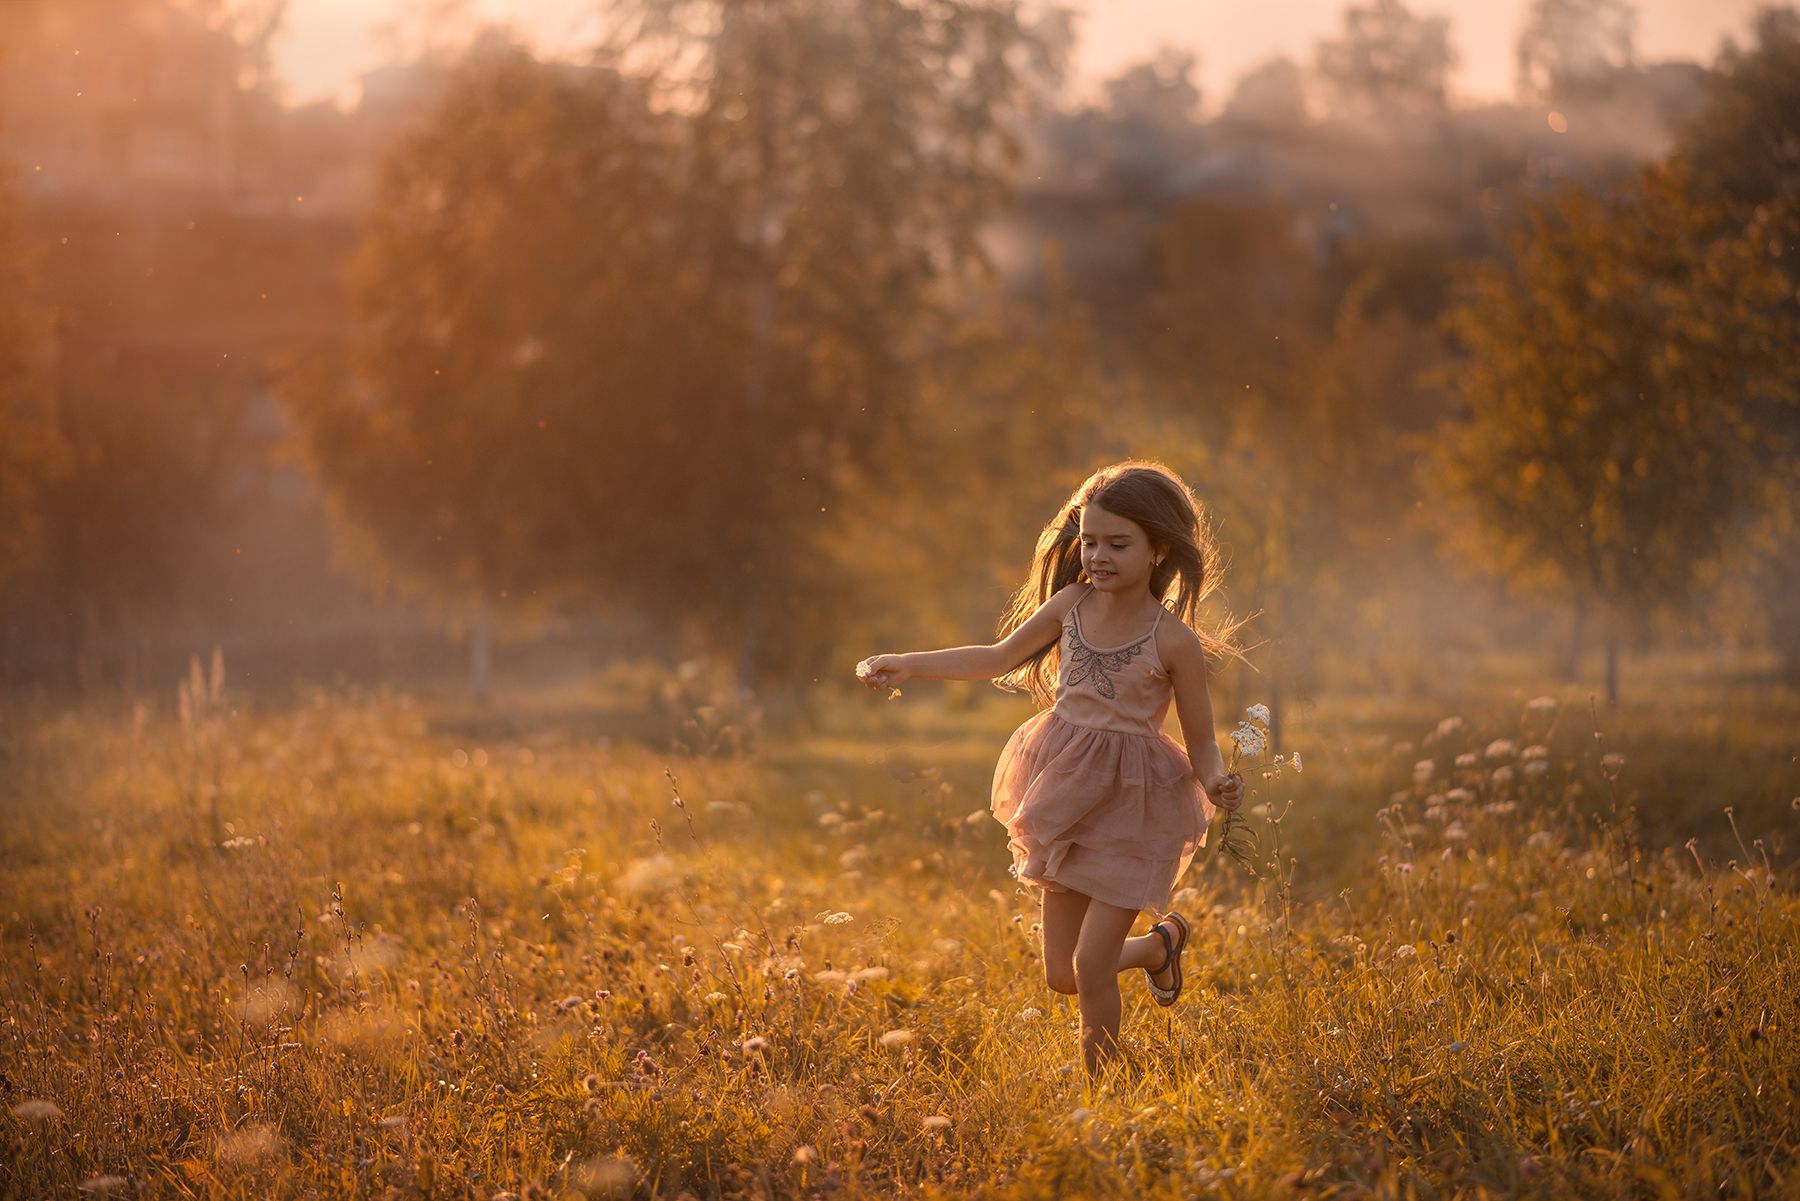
[275,0,1766,110]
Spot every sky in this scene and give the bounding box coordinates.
[271,0,1769,111]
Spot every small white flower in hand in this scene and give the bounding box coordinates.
[855,657,903,700]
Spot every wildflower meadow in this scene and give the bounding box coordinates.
[3,656,1795,1199]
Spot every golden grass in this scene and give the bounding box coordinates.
[1,675,1796,1199]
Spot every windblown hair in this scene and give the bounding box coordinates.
[995,460,1247,706]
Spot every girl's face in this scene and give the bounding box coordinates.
[1079,503,1159,594]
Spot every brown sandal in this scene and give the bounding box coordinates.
[1145,912,1188,1007]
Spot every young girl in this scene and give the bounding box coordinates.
[856,461,1244,1078]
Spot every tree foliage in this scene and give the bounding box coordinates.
[1679,7,1800,207]
[1315,0,1457,115]
[284,3,1060,692]
[0,173,62,600]
[1434,165,1794,699]
[1515,0,1637,105]
[280,43,714,665]
[615,0,1061,677]
[1674,6,1800,674]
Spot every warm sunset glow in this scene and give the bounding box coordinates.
[2,2,1796,1193]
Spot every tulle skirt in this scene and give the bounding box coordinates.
[990,710,1213,912]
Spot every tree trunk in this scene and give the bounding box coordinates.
[470,591,493,707]
[1603,632,1619,707]
[1558,594,1585,683]
[734,40,778,693]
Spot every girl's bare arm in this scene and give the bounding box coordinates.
[858,584,1084,686]
[1163,623,1242,809]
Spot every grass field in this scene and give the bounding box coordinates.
[3,655,1797,1199]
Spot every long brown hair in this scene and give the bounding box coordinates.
[995,460,1247,706]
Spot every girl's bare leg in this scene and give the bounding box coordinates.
[1040,888,1089,995]
[1119,923,1176,985]
[1073,899,1154,1076]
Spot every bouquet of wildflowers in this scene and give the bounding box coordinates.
[1209,703,1302,873]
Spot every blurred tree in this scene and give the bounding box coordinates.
[1103,48,1204,136]
[0,173,63,605]
[825,255,1107,678]
[1680,7,1800,206]
[280,41,712,704]
[1145,196,1327,398]
[1676,6,1800,677]
[1315,0,1457,116]
[1142,194,1452,719]
[1516,0,1636,105]
[600,0,1063,686]
[1221,57,1310,129]
[0,0,326,692]
[1433,165,1794,702]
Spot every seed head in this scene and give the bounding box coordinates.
[11,1099,64,1121]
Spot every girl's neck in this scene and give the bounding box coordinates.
[1085,582,1159,618]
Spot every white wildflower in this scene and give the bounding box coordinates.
[10,1099,63,1121]
[1246,703,1271,724]
[822,911,853,925]
[1394,944,1417,959]
[1231,722,1267,757]
[878,1029,914,1048]
[1524,760,1550,779]
[1019,1007,1044,1021]
[1484,739,1517,761]
[1413,759,1436,784]
[921,1115,952,1132]
[1290,751,1302,773]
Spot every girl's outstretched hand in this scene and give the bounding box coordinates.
[855,655,910,697]
[1203,772,1244,811]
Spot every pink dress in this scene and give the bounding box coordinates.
[989,587,1215,912]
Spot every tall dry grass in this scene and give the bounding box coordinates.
[2,666,1796,1199]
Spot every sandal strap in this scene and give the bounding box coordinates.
[1149,923,1174,976]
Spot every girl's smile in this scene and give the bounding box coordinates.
[1079,504,1157,593]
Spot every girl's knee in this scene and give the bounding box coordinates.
[1044,963,1078,995]
[1072,948,1115,992]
